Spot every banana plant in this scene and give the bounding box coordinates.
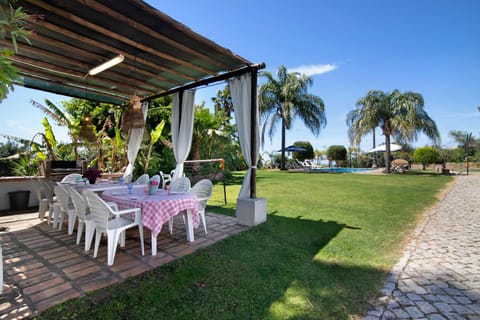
[31,99,81,160]
[143,119,165,173]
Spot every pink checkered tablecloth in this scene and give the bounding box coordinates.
[101,186,199,237]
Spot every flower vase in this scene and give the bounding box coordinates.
[148,186,158,195]
[88,178,96,184]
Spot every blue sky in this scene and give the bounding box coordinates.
[1,0,479,155]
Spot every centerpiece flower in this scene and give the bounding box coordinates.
[148,179,159,195]
[83,167,102,184]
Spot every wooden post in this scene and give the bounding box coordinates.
[250,70,257,199]
[178,90,183,130]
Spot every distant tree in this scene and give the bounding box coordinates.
[414,146,438,170]
[292,141,314,161]
[211,85,233,121]
[327,145,347,166]
[0,140,26,176]
[449,131,478,152]
[259,65,326,170]
[448,130,479,163]
[347,90,440,172]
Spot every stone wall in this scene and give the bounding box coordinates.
[409,162,480,172]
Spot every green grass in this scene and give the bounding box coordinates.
[36,170,451,320]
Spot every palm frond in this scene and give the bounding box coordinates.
[30,99,66,126]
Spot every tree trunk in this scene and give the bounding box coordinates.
[385,134,391,173]
[192,136,201,177]
[73,138,79,161]
[280,118,286,170]
[144,143,153,173]
[372,128,377,168]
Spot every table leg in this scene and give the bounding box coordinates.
[151,234,157,256]
[184,210,195,242]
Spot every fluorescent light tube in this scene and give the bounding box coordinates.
[88,54,124,76]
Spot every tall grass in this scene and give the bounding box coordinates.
[37,170,451,320]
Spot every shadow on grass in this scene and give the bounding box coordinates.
[37,214,385,319]
[404,170,444,176]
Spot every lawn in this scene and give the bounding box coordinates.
[36,170,452,320]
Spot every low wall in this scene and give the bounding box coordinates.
[0,177,40,211]
[409,162,480,172]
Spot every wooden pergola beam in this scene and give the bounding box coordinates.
[142,62,265,102]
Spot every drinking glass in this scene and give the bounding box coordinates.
[127,182,133,194]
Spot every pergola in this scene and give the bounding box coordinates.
[5,0,266,224]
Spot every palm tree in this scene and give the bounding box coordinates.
[346,93,381,168]
[259,65,326,170]
[212,85,233,121]
[346,90,440,172]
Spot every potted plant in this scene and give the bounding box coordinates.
[83,167,102,184]
[148,179,159,195]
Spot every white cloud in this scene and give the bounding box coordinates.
[7,120,19,126]
[289,64,338,76]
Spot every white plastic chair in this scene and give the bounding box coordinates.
[168,177,191,233]
[170,176,191,193]
[64,185,95,251]
[61,173,83,183]
[190,179,213,235]
[159,171,172,189]
[134,173,149,185]
[30,177,48,220]
[53,185,76,234]
[83,189,144,266]
[40,179,56,225]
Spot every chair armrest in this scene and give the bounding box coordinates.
[111,207,141,216]
[111,207,142,224]
[106,201,119,211]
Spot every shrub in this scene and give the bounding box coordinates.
[414,146,438,170]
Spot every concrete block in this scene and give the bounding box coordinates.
[236,198,267,226]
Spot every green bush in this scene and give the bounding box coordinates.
[414,146,438,169]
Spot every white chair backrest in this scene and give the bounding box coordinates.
[30,177,44,201]
[159,171,172,188]
[135,173,149,184]
[191,179,213,208]
[40,179,55,203]
[82,189,110,233]
[54,185,70,211]
[170,176,191,193]
[64,185,87,220]
[61,173,83,183]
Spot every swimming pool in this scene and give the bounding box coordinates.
[309,167,375,173]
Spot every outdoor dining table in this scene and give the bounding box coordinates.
[101,185,200,256]
[67,180,127,193]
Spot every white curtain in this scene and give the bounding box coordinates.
[229,73,258,199]
[172,90,195,179]
[123,102,149,182]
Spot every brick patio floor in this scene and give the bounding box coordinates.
[0,210,249,319]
